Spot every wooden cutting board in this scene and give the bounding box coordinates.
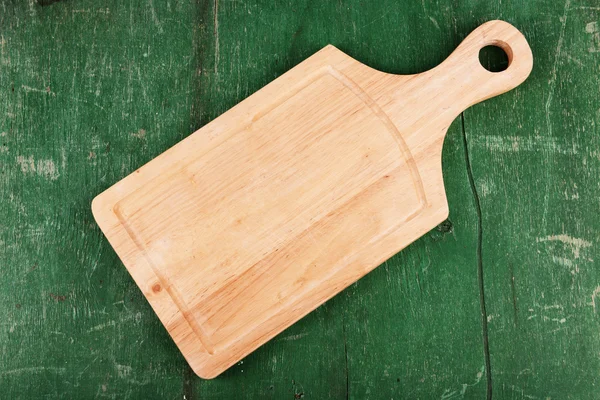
[92,20,532,378]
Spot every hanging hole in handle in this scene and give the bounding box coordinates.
[478,45,510,73]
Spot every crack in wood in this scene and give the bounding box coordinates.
[461,113,493,400]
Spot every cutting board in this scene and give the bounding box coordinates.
[92,20,532,378]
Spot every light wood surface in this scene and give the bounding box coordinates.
[92,20,532,379]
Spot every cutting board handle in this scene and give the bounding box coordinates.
[437,20,533,108]
[378,20,532,151]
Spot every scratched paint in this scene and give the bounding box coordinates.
[462,1,600,399]
[1,0,599,399]
[0,0,200,398]
[585,21,600,52]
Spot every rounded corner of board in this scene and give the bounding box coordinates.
[91,192,109,222]
[190,364,218,380]
[322,43,340,52]
[185,354,226,380]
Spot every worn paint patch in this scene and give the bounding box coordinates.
[279,332,309,342]
[21,85,55,96]
[131,128,146,139]
[537,234,592,259]
[477,177,496,198]
[526,304,569,326]
[475,135,577,155]
[115,363,132,378]
[552,255,574,267]
[585,21,600,53]
[1,366,66,376]
[0,35,7,66]
[440,366,485,399]
[563,183,579,200]
[16,155,60,180]
[591,286,600,313]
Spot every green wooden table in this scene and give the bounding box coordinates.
[1,1,599,398]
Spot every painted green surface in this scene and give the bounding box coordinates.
[0,0,598,399]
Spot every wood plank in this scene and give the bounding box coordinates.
[456,1,600,399]
[7,0,596,398]
[0,0,205,397]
